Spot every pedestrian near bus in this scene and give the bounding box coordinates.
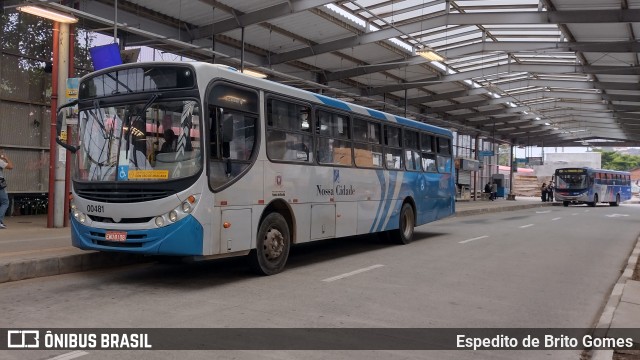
[540,182,547,202]
[491,181,498,201]
[0,148,14,229]
[547,183,554,202]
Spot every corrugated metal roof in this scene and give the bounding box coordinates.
[21,0,640,146]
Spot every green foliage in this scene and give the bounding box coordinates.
[593,150,640,171]
[498,144,510,166]
[1,12,95,76]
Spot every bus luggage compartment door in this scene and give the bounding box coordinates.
[221,209,252,252]
[310,204,336,240]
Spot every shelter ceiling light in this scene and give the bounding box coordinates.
[242,69,267,79]
[416,47,445,62]
[18,5,78,23]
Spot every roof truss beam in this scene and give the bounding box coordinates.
[192,0,336,38]
[268,9,640,65]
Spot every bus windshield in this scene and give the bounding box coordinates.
[556,173,588,190]
[75,99,202,182]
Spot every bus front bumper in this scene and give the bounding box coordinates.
[70,215,203,256]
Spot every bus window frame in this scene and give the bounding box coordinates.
[314,108,354,167]
[205,80,261,193]
[265,94,314,165]
[352,117,384,169]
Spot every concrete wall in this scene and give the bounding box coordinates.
[533,152,602,177]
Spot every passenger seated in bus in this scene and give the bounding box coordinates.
[160,129,176,153]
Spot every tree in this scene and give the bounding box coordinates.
[594,150,640,171]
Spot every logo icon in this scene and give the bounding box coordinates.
[7,330,39,348]
[333,169,340,183]
[276,174,282,187]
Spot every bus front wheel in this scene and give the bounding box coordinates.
[563,201,569,207]
[250,212,291,276]
[589,194,598,207]
[393,203,415,245]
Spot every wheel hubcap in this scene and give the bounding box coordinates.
[402,211,413,239]
[263,228,284,260]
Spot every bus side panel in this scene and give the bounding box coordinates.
[336,202,357,238]
[621,185,633,202]
[416,172,450,226]
[214,162,264,253]
[263,161,325,244]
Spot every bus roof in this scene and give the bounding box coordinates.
[83,62,452,138]
[555,167,630,175]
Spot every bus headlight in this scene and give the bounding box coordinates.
[169,210,178,222]
[72,208,86,224]
[154,194,199,227]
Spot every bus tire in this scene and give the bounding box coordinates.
[393,202,415,245]
[563,201,569,207]
[589,194,598,207]
[610,194,620,207]
[250,212,291,276]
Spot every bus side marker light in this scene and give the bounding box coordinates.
[221,201,228,206]
[223,222,231,228]
[187,195,196,204]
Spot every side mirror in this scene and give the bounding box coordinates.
[56,100,79,153]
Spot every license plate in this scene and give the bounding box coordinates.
[105,231,127,242]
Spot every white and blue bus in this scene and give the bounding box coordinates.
[56,62,455,275]
[554,167,631,207]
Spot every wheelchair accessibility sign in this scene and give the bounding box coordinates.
[117,165,129,180]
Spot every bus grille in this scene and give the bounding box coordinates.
[88,215,154,224]
[76,188,174,203]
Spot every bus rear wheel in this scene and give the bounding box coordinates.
[563,201,569,207]
[610,194,620,207]
[392,203,415,245]
[250,212,291,276]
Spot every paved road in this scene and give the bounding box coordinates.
[1,204,639,360]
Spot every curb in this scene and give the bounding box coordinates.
[589,235,640,360]
[0,252,148,284]
[455,202,557,217]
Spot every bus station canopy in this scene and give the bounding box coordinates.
[10,0,640,148]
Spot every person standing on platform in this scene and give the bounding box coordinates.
[491,181,498,201]
[541,182,547,202]
[0,149,14,229]
[547,182,554,202]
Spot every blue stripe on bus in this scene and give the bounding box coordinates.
[367,109,388,120]
[314,94,352,112]
[393,116,452,137]
[371,169,387,233]
[377,171,397,232]
[70,215,204,256]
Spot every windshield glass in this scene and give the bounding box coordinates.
[556,174,588,190]
[75,99,201,182]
